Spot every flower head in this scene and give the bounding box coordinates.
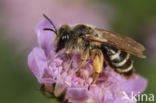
[28,19,147,103]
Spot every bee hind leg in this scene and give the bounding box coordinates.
[90,49,104,84]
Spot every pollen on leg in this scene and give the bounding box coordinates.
[90,49,104,84]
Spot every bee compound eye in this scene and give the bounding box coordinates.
[62,35,69,40]
[67,35,69,39]
[62,36,65,40]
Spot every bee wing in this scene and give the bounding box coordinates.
[82,28,146,58]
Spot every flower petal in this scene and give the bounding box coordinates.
[120,74,148,94]
[28,47,55,83]
[67,88,89,103]
[36,18,56,58]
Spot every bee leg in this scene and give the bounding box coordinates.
[66,49,71,60]
[80,48,90,68]
[90,49,103,84]
[76,49,89,76]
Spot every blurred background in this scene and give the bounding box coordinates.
[0,0,156,103]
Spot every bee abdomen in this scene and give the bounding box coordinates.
[111,51,130,67]
[110,50,134,76]
[103,46,134,76]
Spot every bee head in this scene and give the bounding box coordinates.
[55,24,71,52]
[58,24,71,40]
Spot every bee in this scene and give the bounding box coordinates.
[43,14,146,84]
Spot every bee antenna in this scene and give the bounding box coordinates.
[43,14,57,35]
[43,28,57,34]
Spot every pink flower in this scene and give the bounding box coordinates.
[28,18,147,103]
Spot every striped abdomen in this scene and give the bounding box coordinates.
[102,46,134,77]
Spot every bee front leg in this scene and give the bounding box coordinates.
[66,49,71,60]
[80,48,90,68]
[76,48,90,76]
[90,49,104,84]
